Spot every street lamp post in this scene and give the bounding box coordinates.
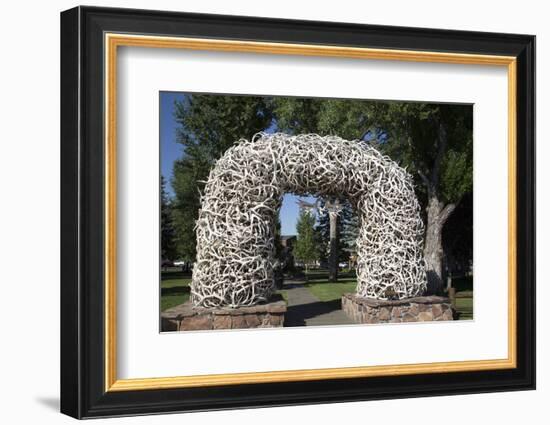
[324,199,343,282]
[296,197,343,282]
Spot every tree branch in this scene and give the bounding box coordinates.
[431,121,448,189]
[418,170,432,194]
[440,202,457,224]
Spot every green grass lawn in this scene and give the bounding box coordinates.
[450,275,473,320]
[161,270,289,310]
[300,270,358,302]
[303,269,355,279]
[160,268,474,320]
[305,280,357,302]
[454,295,473,320]
[161,270,192,312]
[303,271,474,320]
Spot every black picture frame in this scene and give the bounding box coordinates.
[61,5,535,419]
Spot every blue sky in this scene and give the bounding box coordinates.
[160,92,185,197]
[160,91,314,235]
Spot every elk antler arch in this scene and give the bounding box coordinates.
[191,133,427,308]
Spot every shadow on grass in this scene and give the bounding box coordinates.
[285,299,341,327]
[302,270,356,279]
[304,278,357,286]
[161,271,192,281]
[161,285,190,296]
[452,275,473,292]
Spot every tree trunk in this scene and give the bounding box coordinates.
[423,195,456,294]
[328,213,338,282]
[419,121,457,295]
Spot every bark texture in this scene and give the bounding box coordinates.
[423,196,455,293]
[328,213,338,282]
[419,122,457,294]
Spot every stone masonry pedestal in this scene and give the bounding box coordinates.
[161,294,287,332]
[341,293,454,324]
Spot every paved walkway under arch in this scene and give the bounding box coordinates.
[283,280,353,327]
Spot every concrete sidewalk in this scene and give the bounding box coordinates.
[283,280,353,327]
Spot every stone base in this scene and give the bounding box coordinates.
[161,294,287,331]
[341,293,454,324]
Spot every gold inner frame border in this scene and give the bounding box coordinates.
[104,33,517,392]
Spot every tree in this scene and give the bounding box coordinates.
[294,209,319,279]
[378,104,473,294]
[272,216,285,289]
[339,203,359,268]
[316,199,358,277]
[443,192,473,280]
[160,176,177,261]
[171,94,273,262]
[273,98,473,293]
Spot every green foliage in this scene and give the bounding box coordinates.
[160,271,191,311]
[305,280,357,302]
[273,216,284,261]
[339,205,360,256]
[438,107,474,202]
[273,97,473,285]
[316,199,357,263]
[273,98,473,205]
[167,93,472,281]
[160,176,177,261]
[170,158,202,262]
[271,98,323,134]
[170,94,273,262]
[175,94,273,161]
[316,100,374,140]
[294,210,319,267]
[440,146,472,204]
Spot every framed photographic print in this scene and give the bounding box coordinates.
[60,5,535,419]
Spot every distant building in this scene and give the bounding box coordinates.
[279,235,297,272]
[280,235,296,248]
